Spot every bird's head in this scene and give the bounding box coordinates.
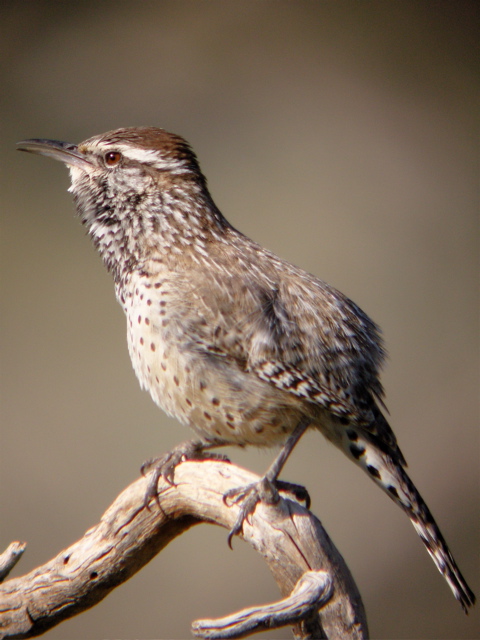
[17,127,226,279]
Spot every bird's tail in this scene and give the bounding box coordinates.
[339,426,476,612]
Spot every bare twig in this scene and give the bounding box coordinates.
[0,460,368,639]
[192,570,333,639]
[0,543,26,583]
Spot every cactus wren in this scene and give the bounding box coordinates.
[17,127,475,611]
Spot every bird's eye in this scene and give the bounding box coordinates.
[105,151,122,166]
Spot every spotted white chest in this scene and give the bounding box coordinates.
[117,274,304,446]
[120,277,188,422]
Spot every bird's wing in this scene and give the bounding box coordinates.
[176,245,404,463]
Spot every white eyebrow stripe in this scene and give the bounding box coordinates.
[115,145,189,172]
[116,147,160,163]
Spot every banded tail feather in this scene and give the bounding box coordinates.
[340,424,475,612]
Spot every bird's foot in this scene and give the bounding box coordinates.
[223,477,310,547]
[141,440,229,509]
[224,477,278,547]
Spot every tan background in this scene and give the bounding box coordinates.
[1,2,478,638]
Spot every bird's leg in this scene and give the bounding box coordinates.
[224,419,311,546]
[141,438,230,509]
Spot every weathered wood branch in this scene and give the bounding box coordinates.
[192,570,334,639]
[0,460,368,639]
[0,543,26,584]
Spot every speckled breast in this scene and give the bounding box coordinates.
[121,275,304,447]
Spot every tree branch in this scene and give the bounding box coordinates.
[193,570,333,639]
[0,460,368,639]
[0,543,26,584]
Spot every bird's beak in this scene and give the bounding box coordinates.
[16,139,91,170]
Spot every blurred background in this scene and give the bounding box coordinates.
[1,1,478,638]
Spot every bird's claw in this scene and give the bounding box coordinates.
[224,477,280,548]
[275,480,311,509]
[225,482,263,548]
[224,477,311,547]
[142,451,181,510]
[142,441,230,510]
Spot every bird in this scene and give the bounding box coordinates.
[17,127,475,612]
